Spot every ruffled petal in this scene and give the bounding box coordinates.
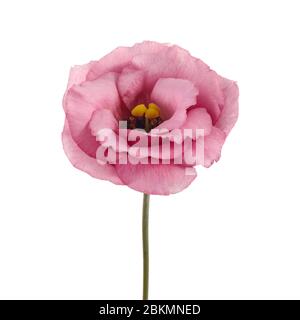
[89,109,126,153]
[150,78,198,130]
[115,163,197,195]
[203,127,226,167]
[63,62,95,112]
[180,107,213,138]
[117,68,144,107]
[132,44,224,121]
[89,109,118,137]
[64,72,121,156]
[62,121,123,185]
[174,126,226,167]
[87,41,167,81]
[66,62,96,89]
[215,77,239,136]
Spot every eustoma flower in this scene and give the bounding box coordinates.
[62,41,239,299]
[62,41,238,195]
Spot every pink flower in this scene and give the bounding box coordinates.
[62,41,239,195]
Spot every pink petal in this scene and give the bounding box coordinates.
[203,127,226,167]
[115,163,197,195]
[127,137,184,161]
[117,68,144,107]
[68,124,99,158]
[87,41,167,81]
[175,126,226,167]
[62,121,123,185]
[89,109,127,154]
[66,62,96,89]
[131,46,177,91]
[215,77,239,136]
[63,62,95,112]
[150,78,198,130]
[64,72,121,156]
[180,107,213,138]
[89,109,118,137]
[132,44,223,121]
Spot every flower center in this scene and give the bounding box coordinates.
[127,103,162,132]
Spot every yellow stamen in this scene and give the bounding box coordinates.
[145,107,160,119]
[148,102,159,111]
[131,104,147,117]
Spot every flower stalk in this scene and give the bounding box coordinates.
[142,193,150,300]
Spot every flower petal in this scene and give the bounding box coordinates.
[203,127,226,167]
[180,107,213,138]
[64,72,121,156]
[89,109,127,153]
[89,109,118,137]
[66,62,96,89]
[63,62,96,112]
[215,77,239,136]
[150,78,198,130]
[132,44,224,121]
[115,163,197,195]
[87,41,167,81]
[174,126,226,167]
[62,121,123,185]
[117,68,144,107]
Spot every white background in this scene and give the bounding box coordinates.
[0,0,299,300]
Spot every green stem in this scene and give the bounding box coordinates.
[142,193,150,300]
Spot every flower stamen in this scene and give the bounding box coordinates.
[128,103,162,130]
